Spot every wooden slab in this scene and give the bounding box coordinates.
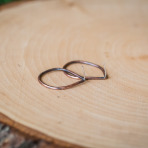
[0,0,148,148]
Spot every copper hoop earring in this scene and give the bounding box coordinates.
[38,68,85,90]
[63,60,107,80]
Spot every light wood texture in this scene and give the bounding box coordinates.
[0,0,148,148]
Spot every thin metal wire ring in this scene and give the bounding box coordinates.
[38,68,85,90]
[63,60,107,80]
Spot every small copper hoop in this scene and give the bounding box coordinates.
[63,60,107,80]
[38,68,85,90]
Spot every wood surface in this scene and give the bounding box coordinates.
[0,0,148,148]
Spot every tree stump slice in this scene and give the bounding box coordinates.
[0,0,148,148]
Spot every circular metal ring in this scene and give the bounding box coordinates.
[38,68,85,90]
[63,60,107,80]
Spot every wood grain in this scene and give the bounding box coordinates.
[0,0,148,148]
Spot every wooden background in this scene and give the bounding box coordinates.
[0,0,148,148]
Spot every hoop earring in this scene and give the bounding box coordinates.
[38,68,85,90]
[63,60,107,80]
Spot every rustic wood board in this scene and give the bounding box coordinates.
[0,0,148,148]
